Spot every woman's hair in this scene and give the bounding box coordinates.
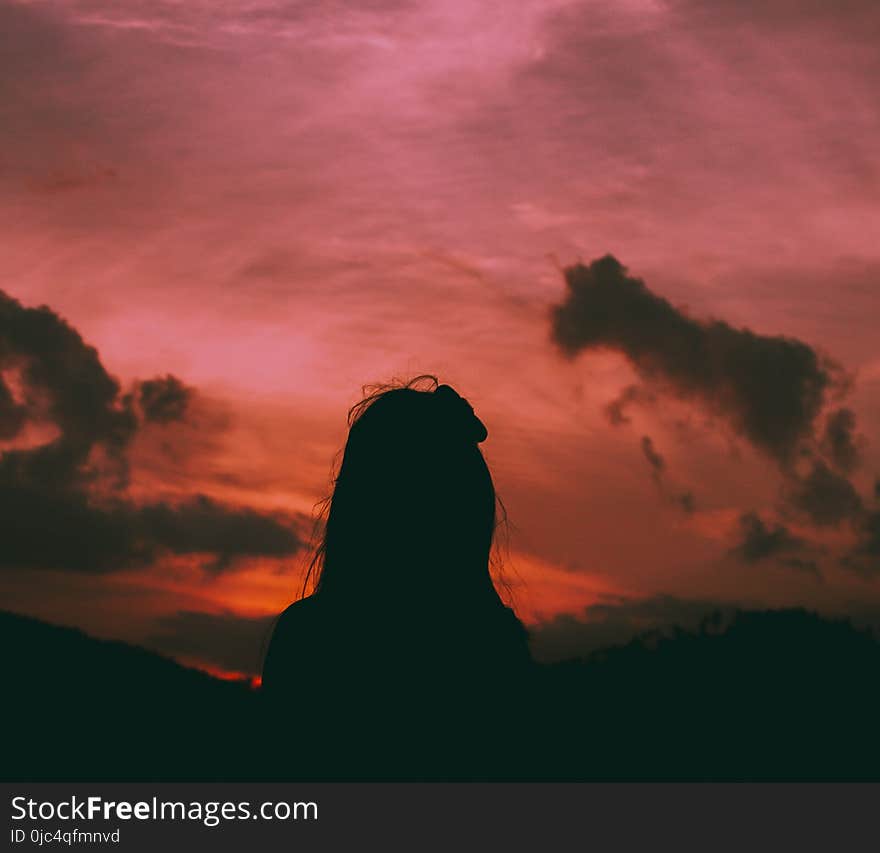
[302,376,509,609]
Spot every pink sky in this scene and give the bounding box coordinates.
[2,0,879,675]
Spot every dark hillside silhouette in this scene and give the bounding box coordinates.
[538,608,880,780]
[4,607,880,780]
[2,610,257,781]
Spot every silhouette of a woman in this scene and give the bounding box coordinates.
[261,378,532,778]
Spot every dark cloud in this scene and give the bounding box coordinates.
[785,461,863,527]
[550,255,842,466]
[843,511,880,577]
[821,408,861,473]
[640,435,664,482]
[0,376,27,439]
[677,491,696,514]
[732,512,805,562]
[0,289,137,490]
[529,594,736,663]
[148,610,277,677]
[783,557,822,577]
[137,374,192,424]
[0,490,141,573]
[139,496,302,572]
[0,288,302,573]
[604,384,654,426]
[0,490,301,574]
[638,435,694,513]
[550,256,879,560]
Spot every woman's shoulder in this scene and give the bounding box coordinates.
[271,595,324,641]
[498,604,531,650]
[277,594,322,620]
[485,598,528,637]
[262,596,325,693]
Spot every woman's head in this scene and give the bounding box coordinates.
[305,377,503,607]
